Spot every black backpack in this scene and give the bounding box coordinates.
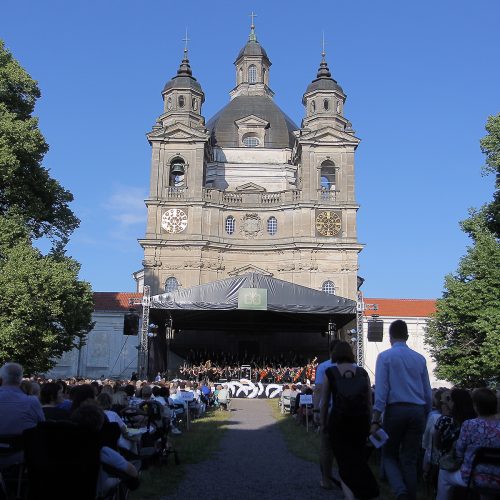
[329,366,369,419]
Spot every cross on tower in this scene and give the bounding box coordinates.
[322,31,326,58]
[182,29,190,55]
[249,11,257,28]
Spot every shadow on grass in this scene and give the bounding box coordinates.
[130,409,230,500]
[267,399,434,500]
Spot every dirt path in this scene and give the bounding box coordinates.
[163,399,343,499]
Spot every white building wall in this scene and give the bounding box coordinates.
[46,311,139,379]
[362,316,450,388]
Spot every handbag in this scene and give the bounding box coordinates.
[439,441,463,471]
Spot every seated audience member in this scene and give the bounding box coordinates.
[56,380,72,411]
[422,389,444,486]
[435,388,476,461]
[97,393,135,451]
[0,363,45,467]
[436,388,500,499]
[111,389,129,413]
[217,384,230,410]
[20,380,40,398]
[70,384,96,414]
[0,362,45,436]
[40,382,70,421]
[71,404,139,497]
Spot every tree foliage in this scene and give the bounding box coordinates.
[425,115,500,387]
[0,41,93,374]
[479,114,500,238]
[0,40,78,246]
[0,215,94,374]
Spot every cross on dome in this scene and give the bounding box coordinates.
[249,11,258,42]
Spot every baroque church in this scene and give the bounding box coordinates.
[47,24,445,385]
[139,22,362,302]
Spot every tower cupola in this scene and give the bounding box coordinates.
[230,15,273,100]
[301,43,349,131]
[160,37,205,128]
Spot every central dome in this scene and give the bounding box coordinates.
[207,95,298,149]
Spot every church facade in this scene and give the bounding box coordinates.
[139,24,362,301]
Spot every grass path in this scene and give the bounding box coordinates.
[131,408,229,499]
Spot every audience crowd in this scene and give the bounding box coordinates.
[0,362,232,499]
[1,319,499,500]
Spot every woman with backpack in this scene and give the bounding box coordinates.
[320,341,379,500]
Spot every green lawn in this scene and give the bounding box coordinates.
[268,399,434,500]
[131,408,229,499]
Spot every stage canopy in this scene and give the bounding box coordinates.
[149,273,357,333]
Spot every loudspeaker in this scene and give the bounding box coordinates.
[367,320,384,342]
[123,312,139,336]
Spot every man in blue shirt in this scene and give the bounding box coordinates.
[0,362,45,436]
[371,320,432,500]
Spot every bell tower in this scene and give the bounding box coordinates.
[296,45,363,299]
[140,40,210,295]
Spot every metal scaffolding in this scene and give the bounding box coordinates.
[356,291,365,367]
[139,285,151,378]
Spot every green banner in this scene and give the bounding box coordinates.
[238,288,268,310]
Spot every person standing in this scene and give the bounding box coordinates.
[320,341,379,500]
[371,320,432,500]
[313,339,339,490]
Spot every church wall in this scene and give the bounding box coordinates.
[362,316,450,388]
[46,311,139,380]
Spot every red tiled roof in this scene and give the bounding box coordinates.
[93,292,141,311]
[363,298,436,318]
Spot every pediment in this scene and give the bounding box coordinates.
[148,123,209,141]
[235,114,269,129]
[299,126,360,145]
[228,264,273,277]
[235,182,266,192]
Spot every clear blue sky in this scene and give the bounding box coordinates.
[2,0,498,298]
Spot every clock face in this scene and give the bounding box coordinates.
[316,211,342,236]
[162,208,188,234]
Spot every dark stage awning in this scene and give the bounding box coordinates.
[149,273,356,332]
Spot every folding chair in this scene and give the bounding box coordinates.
[466,447,500,500]
[23,421,101,500]
[279,395,291,414]
[0,434,24,500]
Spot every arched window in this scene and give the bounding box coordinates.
[239,67,243,84]
[323,99,329,111]
[165,277,179,293]
[267,216,277,235]
[169,157,185,187]
[248,65,257,83]
[311,100,316,113]
[243,135,259,148]
[320,160,336,191]
[178,95,185,108]
[192,98,198,111]
[262,67,267,84]
[225,216,235,235]
[322,280,335,295]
